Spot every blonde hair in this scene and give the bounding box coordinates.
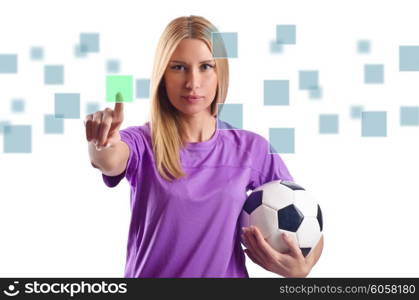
[149,15,229,181]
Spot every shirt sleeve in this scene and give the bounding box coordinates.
[101,127,144,188]
[246,135,294,191]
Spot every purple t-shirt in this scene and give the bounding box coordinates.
[102,119,293,278]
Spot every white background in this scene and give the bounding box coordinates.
[1,0,419,277]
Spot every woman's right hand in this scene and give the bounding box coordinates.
[84,100,124,151]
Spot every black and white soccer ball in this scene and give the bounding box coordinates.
[240,180,323,257]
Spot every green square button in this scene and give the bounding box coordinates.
[106,75,133,102]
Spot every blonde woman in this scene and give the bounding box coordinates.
[85,15,323,278]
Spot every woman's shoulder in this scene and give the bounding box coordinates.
[119,122,151,145]
[217,119,269,149]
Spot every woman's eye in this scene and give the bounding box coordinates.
[170,64,214,71]
[201,64,214,70]
[172,65,185,71]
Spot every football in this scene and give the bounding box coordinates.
[240,180,323,257]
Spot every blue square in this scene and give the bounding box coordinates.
[3,125,32,153]
[270,40,284,53]
[299,70,318,90]
[276,25,296,45]
[30,47,44,60]
[264,80,289,105]
[357,40,370,54]
[309,87,322,99]
[212,32,238,58]
[86,102,100,115]
[0,54,17,73]
[400,106,419,126]
[11,99,25,113]
[362,111,387,137]
[319,114,339,134]
[44,114,64,134]
[74,44,87,58]
[217,103,243,129]
[136,79,150,98]
[55,93,80,119]
[107,59,120,73]
[80,33,100,53]
[364,64,384,84]
[399,46,419,71]
[350,105,363,119]
[44,65,64,85]
[0,121,11,134]
[269,128,295,154]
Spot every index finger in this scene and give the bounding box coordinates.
[114,92,124,118]
[114,101,124,118]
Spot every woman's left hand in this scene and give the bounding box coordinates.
[241,226,313,278]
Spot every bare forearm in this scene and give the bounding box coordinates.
[88,141,124,172]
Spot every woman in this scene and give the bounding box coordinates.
[84,15,323,278]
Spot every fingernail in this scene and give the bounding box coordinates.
[105,143,110,148]
[96,146,102,151]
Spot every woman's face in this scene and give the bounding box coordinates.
[163,38,218,117]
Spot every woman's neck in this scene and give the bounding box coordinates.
[180,113,216,143]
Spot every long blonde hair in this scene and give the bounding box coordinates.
[149,15,229,181]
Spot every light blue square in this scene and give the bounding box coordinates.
[299,70,318,90]
[136,79,150,98]
[357,40,370,54]
[0,54,17,73]
[86,102,100,115]
[364,64,384,84]
[0,121,11,134]
[3,125,32,153]
[44,114,64,134]
[30,47,44,60]
[264,80,289,105]
[276,25,296,45]
[11,99,25,113]
[269,128,295,154]
[80,33,99,53]
[270,40,284,53]
[55,93,80,119]
[107,59,120,73]
[309,87,322,99]
[212,32,238,58]
[217,103,243,129]
[44,65,64,85]
[362,111,387,137]
[399,46,419,71]
[351,105,364,119]
[400,106,419,126]
[319,114,339,134]
[74,44,87,58]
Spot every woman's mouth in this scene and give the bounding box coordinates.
[182,96,204,103]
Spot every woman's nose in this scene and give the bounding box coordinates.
[184,69,201,89]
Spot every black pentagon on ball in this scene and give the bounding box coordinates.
[277,204,304,232]
[317,205,323,232]
[243,190,263,214]
[300,248,311,257]
[280,181,305,191]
